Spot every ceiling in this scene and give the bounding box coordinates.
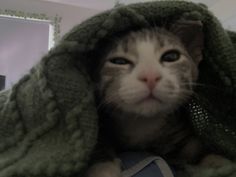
[42,0,117,10]
[42,0,220,10]
[42,0,236,30]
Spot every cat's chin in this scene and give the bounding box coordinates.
[119,98,175,117]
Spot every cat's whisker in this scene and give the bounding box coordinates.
[96,94,120,110]
[96,101,110,111]
[97,99,120,112]
[190,91,208,101]
[180,82,224,91]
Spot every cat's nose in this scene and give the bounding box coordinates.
[138,73,161,90]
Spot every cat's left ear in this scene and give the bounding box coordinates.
[170,20,204,64]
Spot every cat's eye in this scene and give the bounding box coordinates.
[109,57,132,65]
[161,50,180,62]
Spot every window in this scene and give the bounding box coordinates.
[0,15,55,90]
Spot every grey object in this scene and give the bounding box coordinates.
[0,75,5,91]
[120,152,175,177]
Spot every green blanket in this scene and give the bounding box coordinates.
[0,1,236,176]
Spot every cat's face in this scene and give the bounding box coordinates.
[97,27,202,117]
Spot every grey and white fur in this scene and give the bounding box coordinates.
[87,20,231,177]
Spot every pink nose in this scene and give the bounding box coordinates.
[138,72,161,90]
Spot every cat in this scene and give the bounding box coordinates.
[87,20,231,177]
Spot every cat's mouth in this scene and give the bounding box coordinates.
[137,93,163,104]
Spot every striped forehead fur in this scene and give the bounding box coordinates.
[111,28,185,57]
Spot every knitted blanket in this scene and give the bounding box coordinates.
[0,1,236,177]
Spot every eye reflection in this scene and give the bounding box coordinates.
[161,50,180,62]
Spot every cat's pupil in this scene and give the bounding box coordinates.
[161,50,180,62]
[109,57,131,65]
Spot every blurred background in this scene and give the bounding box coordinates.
[0,0,235,90]
[40,0,236,31]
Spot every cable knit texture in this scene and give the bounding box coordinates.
[0,1,235,176]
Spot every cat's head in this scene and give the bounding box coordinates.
[96,20,203,117]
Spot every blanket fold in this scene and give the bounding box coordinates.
[0,1,236,176]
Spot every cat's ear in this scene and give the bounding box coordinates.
[170,20,204,64]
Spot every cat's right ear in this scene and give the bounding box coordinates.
[169,20,204,65]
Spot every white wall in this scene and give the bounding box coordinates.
[0,0,101,89]
[0,0,101,37]
[1,0,236,39]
